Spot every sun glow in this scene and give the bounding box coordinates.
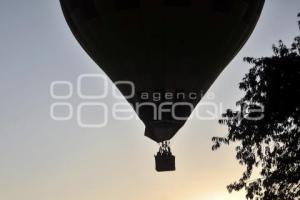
[186,192,246,200]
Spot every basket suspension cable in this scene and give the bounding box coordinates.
[158,140,172,155]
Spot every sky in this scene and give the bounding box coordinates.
[0,1,299,200]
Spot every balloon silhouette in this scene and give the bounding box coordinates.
[60,0,265,171]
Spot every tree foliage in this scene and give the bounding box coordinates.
[212,14,300,200]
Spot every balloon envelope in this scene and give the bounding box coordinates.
[60,0,264,142]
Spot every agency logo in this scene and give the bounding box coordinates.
[50,73,265,128]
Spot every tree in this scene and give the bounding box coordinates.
[212,13,300,200]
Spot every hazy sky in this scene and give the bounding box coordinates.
[0,1,299,200]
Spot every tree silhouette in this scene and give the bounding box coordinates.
[213,13,300,200]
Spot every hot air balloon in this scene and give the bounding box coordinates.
[59,0,265,172]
